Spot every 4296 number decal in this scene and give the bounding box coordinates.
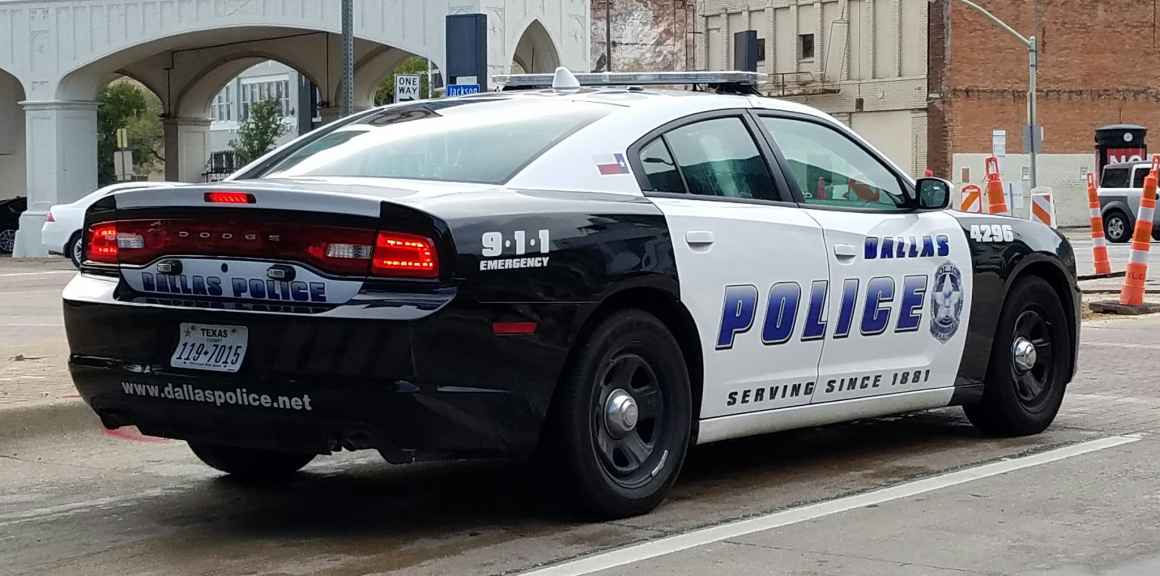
[970,224,1014,243]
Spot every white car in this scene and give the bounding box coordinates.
[43,181,182,266]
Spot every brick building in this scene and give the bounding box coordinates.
[931,0,1160,224]
[591,0,696,72]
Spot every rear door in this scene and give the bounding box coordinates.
[629,112,829,419]
[754,113,973,405]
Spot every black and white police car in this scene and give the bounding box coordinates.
[64,69,1079,518]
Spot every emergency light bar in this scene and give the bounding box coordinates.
[493,68,765,94]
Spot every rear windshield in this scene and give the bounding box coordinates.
[1102,167,1130,188]
[1133,167,1151,188]
[259,99,611,184]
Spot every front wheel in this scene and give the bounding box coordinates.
[549,310,692,519]
[964,276,1071,436]
[189,442,315,480]
[1104,210,1131,244]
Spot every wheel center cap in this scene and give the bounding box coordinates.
[604,389,639,438]
[1013,337,1037,372]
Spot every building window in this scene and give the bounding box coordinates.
[798,33,815,60]
[756,38,766,62]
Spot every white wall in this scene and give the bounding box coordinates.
[953,153,1095,227]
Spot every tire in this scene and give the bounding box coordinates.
[0,227,15,255]
[548,310,692,519]
[189,442,315,480]
[964,276,1071,436]
[1104,210,1131,244]
[66,232,83,269]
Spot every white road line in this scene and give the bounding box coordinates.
[521,434,1142,576]
[0,270,75,278]
[1083,341,1160,350]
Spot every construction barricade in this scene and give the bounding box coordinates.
[1029,188,1057,228]
[958,184,983,213]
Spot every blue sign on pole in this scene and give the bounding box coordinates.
[447,84,481,97]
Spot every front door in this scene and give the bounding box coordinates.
[756,114,974,405]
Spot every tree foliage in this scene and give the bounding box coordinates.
[232,99,286,166]
[374,56,435,105]
[97,80,164,186]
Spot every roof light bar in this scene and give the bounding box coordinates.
[494,68,766,90]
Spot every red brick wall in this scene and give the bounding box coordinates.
[929,0,1160,175]
[590,0,695,72]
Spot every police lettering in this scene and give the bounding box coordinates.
[141,272,327,303]
[864,234,949,260]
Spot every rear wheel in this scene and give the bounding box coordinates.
[549,310,691,519]
[964,276,1070,436]
[66,232,83,268]
[189,442,315,480]
[1104,210,1131,243]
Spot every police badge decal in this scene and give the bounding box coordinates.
[930,261,964,343]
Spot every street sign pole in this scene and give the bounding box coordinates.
[341,0,354,117]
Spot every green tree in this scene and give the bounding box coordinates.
[232,99,285,166]
[97,80,164,185]
[374,56,434,105]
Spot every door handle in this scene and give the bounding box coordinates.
[833,243,858,260]
[685,230,715,247]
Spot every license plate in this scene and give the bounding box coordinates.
[171,323,248,373]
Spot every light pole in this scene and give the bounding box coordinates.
[956,0,1038,189]
[340,0,354,117]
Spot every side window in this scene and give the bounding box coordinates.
[1102,167,1129,188]
[638,137,685,193]
[662,117,778,200]
[1132,167,1150,188]
[760,116,907,210]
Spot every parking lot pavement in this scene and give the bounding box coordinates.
[3,252,1160,575]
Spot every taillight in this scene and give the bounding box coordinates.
[85,222,120,263]
[45,210,55,223]
[371,232,439,278]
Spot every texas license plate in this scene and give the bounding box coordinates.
[171,323,248,373]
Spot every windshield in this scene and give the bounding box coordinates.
[257,99,612,184]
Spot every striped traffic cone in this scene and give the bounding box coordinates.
[1086,172,1112,275]
[984,156,1008,215]
[1119,155,1160,306]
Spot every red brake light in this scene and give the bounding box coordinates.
[371,232,439,278]
[204,191,254,204]
[86,222,119,263]
[45,210,55,223]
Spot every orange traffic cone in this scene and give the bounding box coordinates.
[1086,172,1112,275]
[984,156,1008,215]
[1119,155,1160,306]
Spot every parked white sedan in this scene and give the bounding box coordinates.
[43,182,182,267]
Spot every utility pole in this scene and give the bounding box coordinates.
[956,0,1039,189]
[341,0,354,117]
[605,0,613,71]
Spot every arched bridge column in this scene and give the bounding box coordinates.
[163,116,212,183]
[13,100,99,258]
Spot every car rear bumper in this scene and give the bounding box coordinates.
[64,274,582,461]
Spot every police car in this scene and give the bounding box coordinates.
[64,69,1079,519]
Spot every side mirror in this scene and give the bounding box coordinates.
[915,177,952,210]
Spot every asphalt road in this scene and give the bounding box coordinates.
[5,256,1160,575]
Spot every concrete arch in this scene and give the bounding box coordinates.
[173,50,323,119]
[0,68,26,201]
[510,19,562,74]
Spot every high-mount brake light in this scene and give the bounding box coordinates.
[371,232,439,278]
[204,191,255,204]
[86,222,119,263]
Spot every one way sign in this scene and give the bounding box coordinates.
[395,74,421,103]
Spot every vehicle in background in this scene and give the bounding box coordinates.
[1098,161,1160,243]
[0,196,27,255]
[43,182,183,267]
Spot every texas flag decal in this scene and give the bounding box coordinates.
[594,153,630,176]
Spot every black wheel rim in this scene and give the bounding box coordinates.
[0,229,14,254]
[71,237,84,265]
[591,352,665,488]
[1011,309,1055,409]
